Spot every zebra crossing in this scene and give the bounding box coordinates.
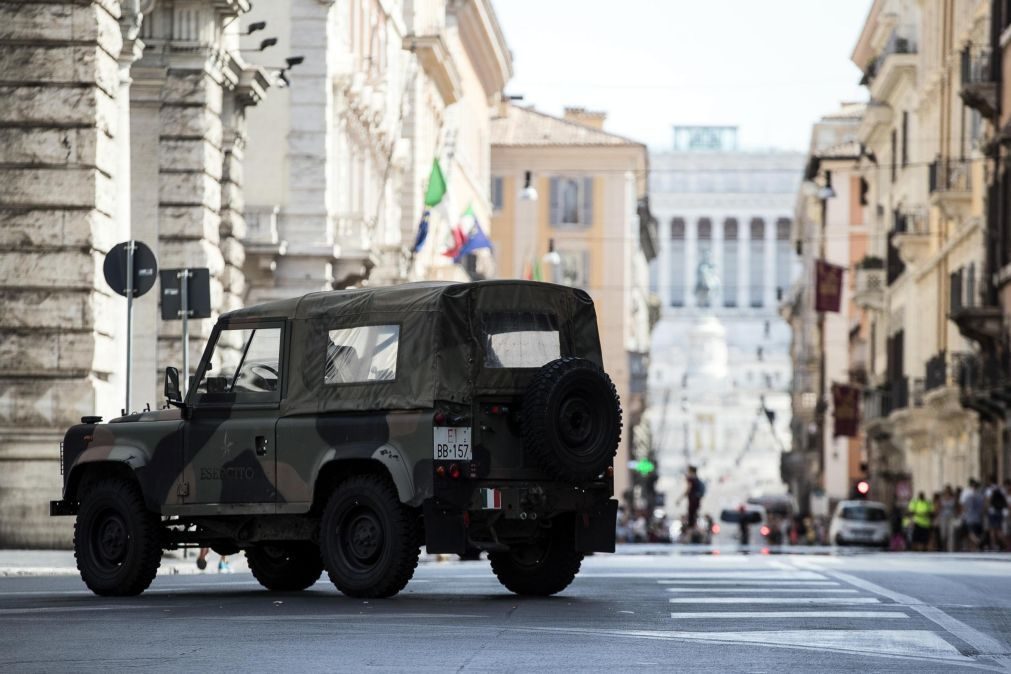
[656,561,977,666]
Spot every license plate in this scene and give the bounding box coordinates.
[434,427,472,460]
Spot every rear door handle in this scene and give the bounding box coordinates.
[255,435,268,456]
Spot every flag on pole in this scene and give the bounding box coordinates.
[424,159,447,207]
[411,209,431,253]
[452,207,493,262]
[814,260,845,313]
[532,257,543,281]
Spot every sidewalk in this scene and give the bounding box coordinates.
[0,549,455,577]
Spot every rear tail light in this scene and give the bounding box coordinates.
[712,523,720,534]
[449,463,461,479]
[435,465,446,478]
[434,410,447,425]
[760,525,771,537]
[487,404,509,415]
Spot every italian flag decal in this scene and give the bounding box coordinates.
[481,488,502,510]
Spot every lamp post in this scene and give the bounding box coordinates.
[815,172,835,487]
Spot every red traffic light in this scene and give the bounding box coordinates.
[856,480,870,496]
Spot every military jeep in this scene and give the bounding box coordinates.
[52,281,621,598]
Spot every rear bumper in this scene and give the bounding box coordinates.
[423,489,617,555]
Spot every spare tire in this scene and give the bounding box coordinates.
[521,357,622,482]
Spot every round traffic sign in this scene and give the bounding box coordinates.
[103,241,158,298]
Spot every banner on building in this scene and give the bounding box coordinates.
[832,383,861,437]
[815,260,846,313]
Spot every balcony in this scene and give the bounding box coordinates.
[243,205,286,270]
[853,256,885,311]
[924,351,946,392]
[960,44,997,120]
[865,27,918,100]
[929,158,972,221]
[892,210,930,267]
[332,214,379,288]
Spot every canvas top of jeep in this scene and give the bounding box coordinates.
[217,279,606,414]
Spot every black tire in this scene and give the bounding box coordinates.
[489,522,583,596]
[319,474,420,598]
[521,357,622,482]
[247,543,323,592]
[73,477,162,597]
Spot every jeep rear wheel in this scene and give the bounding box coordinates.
[74,477,162,596]
[489,521,583,596]
[522,357,622,482]
[320,474,420,598]
[247,543,323,591]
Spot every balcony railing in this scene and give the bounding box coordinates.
[863,386,892,423]
[862,27,918,84]
[891,376,909,411]
[956,352,1005,393]
[925,351,946,391]
[960,44,997,119]
[929,159,971,195]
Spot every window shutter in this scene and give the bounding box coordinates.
[581,177,593,226]
[549,178,560,225]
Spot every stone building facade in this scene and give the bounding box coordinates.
[851,0,996,506]
[241,0,512,297]
[0,0,269,547]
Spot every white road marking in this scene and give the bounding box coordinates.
[657,579,839,586]
[666,588,858,593]
[669,611,908,619]
[793,563,1011,664]
[669,596,880,604]
[217,613,483,621]
[654,571,827,580]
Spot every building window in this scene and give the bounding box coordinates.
[901,112,909,168]
[723,218,738,307]
[557,249,590,289]
[549,177,593,227]
[670,217,686,307]
[775,217,792,299]
[890,129,897,183]
[491,177,504,212]
[749,218,765,308]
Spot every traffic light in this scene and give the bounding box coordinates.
[851,479,870,499]
[633,458,656,477]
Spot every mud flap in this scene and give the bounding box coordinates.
[423,501,467,554]
[575,499,618,553]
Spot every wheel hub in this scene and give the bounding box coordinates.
[559,396,594,448]
[344,511,383,564]
[93,511,128,567]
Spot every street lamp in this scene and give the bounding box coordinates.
[521,170,538,201]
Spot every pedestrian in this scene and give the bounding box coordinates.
[907,491,933,552]
[930,492,942,551]
[983,476,1007,551]
[960,479,985,551]
[196,548,231,573]
[684,466,704,535]
[938,485,956,552]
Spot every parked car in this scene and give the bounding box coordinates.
[51,281,622,598]
[829,500,890,547]
[713,504,769,549]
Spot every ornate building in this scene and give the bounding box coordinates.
[0,0,270,546]
[648,127,802,513]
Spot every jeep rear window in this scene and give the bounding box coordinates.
[483,313,560,368]
[324,325,400,384]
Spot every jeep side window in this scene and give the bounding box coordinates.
[194,326,282,400]
[483,313,560,368]
[324,325,400,384]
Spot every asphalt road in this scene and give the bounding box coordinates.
[1,551,1010,672]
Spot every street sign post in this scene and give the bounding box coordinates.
[103,241,158,413]
[159,268,211,396]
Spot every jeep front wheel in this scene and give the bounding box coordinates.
[74,477,162,596]
[320,474,420,598]
[247,543,323,591]
[489,523,583,596]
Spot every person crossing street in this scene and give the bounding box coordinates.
[908,491,934,552]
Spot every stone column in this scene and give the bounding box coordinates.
[136,0,265,375]
[274,0,337,296]
[0,0,130,546]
